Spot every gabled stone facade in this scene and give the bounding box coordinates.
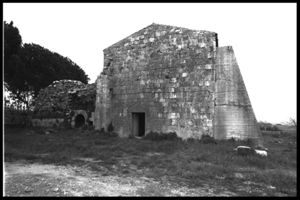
[94,23,261,143]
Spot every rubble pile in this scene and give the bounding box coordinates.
[34,80,87,118]
[69,83,96,111]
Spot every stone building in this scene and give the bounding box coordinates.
[94,23,261,142]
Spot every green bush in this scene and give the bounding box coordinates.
[107,122,114,132]
[143,131,179,141]
[98,129,118,137]
[200,134,217,144]
[259,122,281,131]
[99,128,105,134]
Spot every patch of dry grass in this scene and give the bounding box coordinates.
[4,126,297,196]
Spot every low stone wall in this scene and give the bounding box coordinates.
[31,110,95,128]
[5,108,32,127]
[31,118,65,128]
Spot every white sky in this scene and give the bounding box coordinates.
[3,3,296,124]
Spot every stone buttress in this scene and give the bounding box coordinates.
[213,46,262,143]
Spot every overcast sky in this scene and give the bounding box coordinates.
[3,3,296,124]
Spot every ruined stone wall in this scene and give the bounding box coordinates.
[33,80,96,128]
[214,46,262,143]
[96,24,218,139]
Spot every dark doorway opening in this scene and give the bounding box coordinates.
[75,114,85,128]
[132,113,145,137]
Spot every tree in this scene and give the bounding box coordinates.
[17,43,89,96]
[4,21,22,66]
[289,118,297,127]
[281,118,297,128]
[4,21,89,110]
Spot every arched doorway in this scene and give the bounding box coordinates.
[75,114,85,128]
[71,110,89,128]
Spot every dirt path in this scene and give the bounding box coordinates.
[4,161,236,196]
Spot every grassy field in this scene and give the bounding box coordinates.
[4,126,297,196]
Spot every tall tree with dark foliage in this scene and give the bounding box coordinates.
[4,21,89,110]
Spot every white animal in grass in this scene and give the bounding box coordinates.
[234,146,268,157]
[254,149,268,157]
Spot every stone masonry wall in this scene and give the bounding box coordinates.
[96,24,218,139]
[95,74,111,130]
